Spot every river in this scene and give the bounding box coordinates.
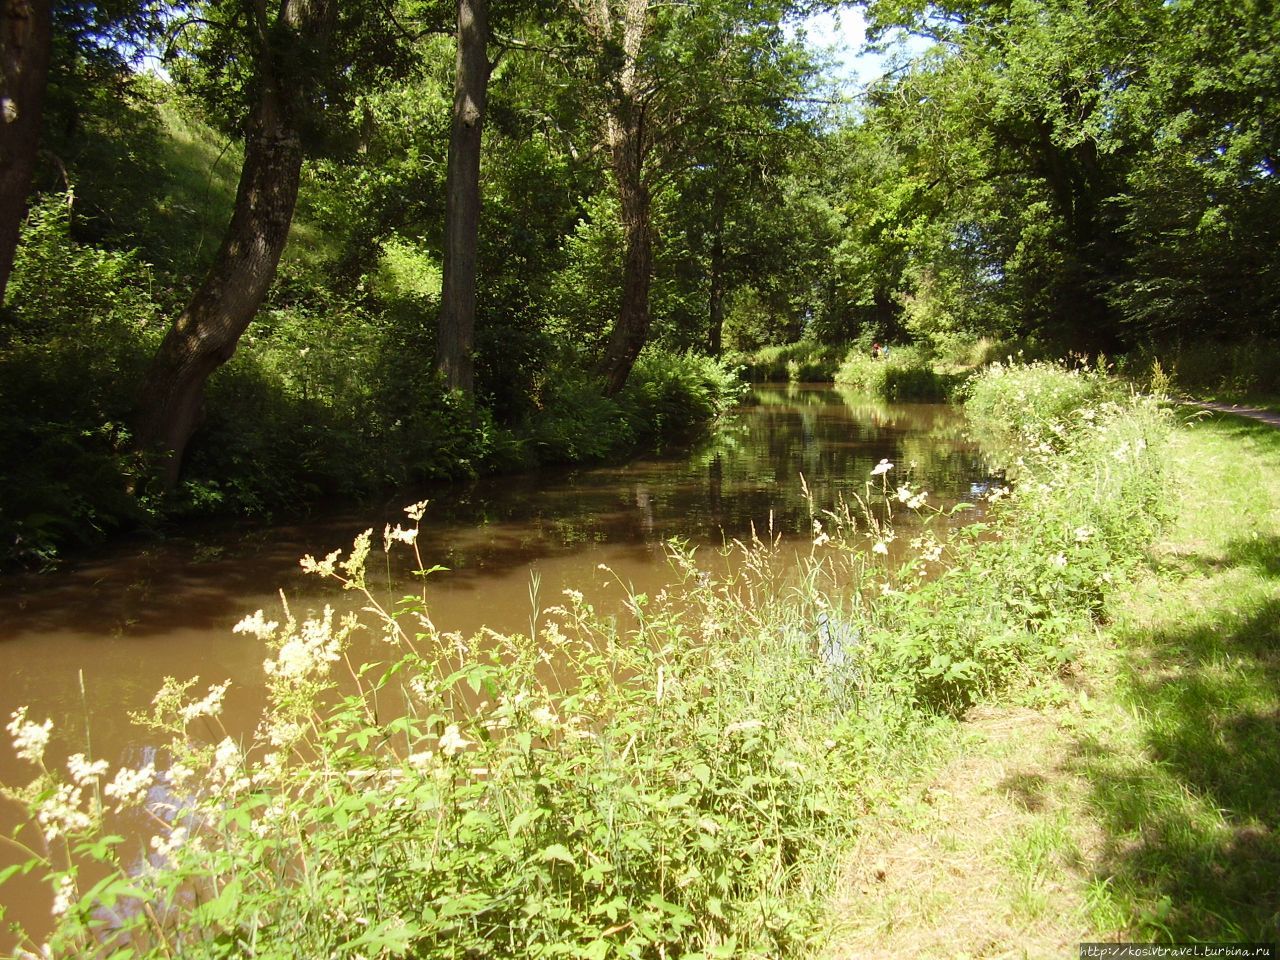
[0,383,993,940]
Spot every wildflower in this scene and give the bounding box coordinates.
[562,588,584,604]
[263,606,342,680]
[870,459,893,477]
[7,707,52,765]
[51,875,76,918]
[404,500,429,522]
[104,764,155,811]
[723,719,764,736]
[37,783,94,841]
[872,541,889,556]
[150,825,188,861]
[1051,553,1068,569]
[180,680,231,724]
[210,738,242,784]
[299,548,341,578]
[167,761,195,791]
[339,530,373,587]
[986,486,1011,503]
[382,523,418,551]
[530,706,558,727]
[66,754,108,787]
[407,675,430,702]
[1074,526,1093,543]
[439,725,471,758]
[233,610,278,641]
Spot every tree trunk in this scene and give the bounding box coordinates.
[707,205,725,356]
[134,87,304,488]
[437,0,490,396]
[0,0,50,305]
[598,117,652,396]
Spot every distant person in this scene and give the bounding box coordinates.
[872,342,882,359]
[882,343,891,359]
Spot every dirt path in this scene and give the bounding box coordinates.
[1184,400,1280,428]
[820,705,1104,960]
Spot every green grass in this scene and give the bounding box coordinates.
[1072,412,1280,940]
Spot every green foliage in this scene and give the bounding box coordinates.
[729,342,843,382]
[833,344,960,401]
[0,199,165,566]
[1131,340,1280,403]
[868,361,1172,712]
[526,348,744,462]
[963,359,1125,450]
[0,363,1176,954]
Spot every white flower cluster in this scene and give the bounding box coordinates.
[66,753,108,786]
[180,680,231,724]
[104,763,155,811]
[233,609,279,641]
[895,485,929,510]
[36,782,95,842]
[7,707,52,765]
[870,459,894,477]
[263,606,341,680]
[438,724,471,758]
[383,523,418,551]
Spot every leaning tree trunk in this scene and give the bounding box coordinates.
[436,0,490,396]
[598,116,653,396]
[0,0,51,305]
[134,87,303,488]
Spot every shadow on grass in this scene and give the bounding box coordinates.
[1073,537,1280,940]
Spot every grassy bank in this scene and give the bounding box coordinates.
[729,341,967,401]
[1,362,1176,957]
[820,406,1280,954]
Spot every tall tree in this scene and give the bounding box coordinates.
[134,0,398,486]
[568,0,812,394]
[0,0,51,304]
[436,0,489,395]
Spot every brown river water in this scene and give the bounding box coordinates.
[0,384,995,941]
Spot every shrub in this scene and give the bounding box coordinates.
[0,199,166,566]
[834,344,960,401]
[868,361,1170,712]
[527,348,743,463]
[962,359,1123,450]
[730,343,842,383]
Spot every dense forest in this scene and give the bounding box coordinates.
[1,0,1276,567]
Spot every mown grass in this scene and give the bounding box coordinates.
[1071,410,1280,940]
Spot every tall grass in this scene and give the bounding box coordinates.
[1,362,1174,957]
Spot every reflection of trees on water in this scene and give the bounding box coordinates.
[405,385,996,562]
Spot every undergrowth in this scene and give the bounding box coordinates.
[0,361,1174,957]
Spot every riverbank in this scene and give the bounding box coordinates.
[0,347,743,572]
[820,403,1280,953]
[2,362,1187,957]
